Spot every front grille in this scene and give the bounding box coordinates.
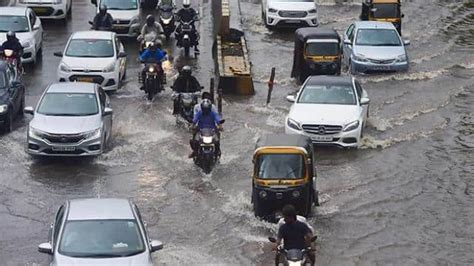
[302,124,342,135]
[69,75,104,84]
[43,149,86,155]
[114,20,131,25]
[71,69,102,73]
[368,58,396,64]
[278,10,307,18]
[44,133,85,144]
[31,6,55,16]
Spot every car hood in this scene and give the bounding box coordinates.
[288,104,361,126]
[30,113,102,134]
[53,252,152,266]
[268,1,315,11]
[107,9,139,20]
[353,45,406,60]
[0,32,34,46]
[61,56,115,71]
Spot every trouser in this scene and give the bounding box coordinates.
[173,98,180,115]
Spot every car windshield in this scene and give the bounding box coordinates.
[372,3,400,18]
[0,16,29,33]
[257,154,305,179]
[65,39,114,58]
[355,29,401,46]
[37,93,99,116]
[305,42,339,56]
[298,84,356,105]
[102,0,138,10]
[59,220,145,258]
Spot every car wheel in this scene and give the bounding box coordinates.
[2,111,13,133]
[17,97,25,116]
[349,60,356,75]
[122,68,127,80]
[67,2,72,17]
[314,190,320,207]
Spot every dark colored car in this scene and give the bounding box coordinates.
[0,61,25,133]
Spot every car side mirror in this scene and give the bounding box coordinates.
[33,25,40,31]
[103,107,113,116]
[150,240,163,252]
[53,51,63,57]
[118,51,127,58]
[403,40,411,46]
[38,243,53,254]
[268,237,277,243]
[88,21,93,26]
[286,95,296,102]
[24,106,34,115]
[401,13,405,18]
[91,0,97,5]
[343,39,352,45]
[360,97,370,105]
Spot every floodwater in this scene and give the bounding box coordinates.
[0,0,473,265]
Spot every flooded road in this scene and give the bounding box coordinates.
[0,0,473,265]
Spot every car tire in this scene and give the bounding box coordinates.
[67,2,72,17]
[2,111,13,133]
[18,97,25,116]
[349,60,355,75]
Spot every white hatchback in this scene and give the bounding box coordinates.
[54,31,127,91]
[16,0,72,20]
[0,7,43,64]
[285,76,370,148]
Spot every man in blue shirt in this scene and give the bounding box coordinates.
[189,99,222,158]
[139,43,167,90]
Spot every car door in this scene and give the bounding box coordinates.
[115,36,126,79]
[354,79,368,122]
[133,204,151,254]
[98,87,112,139]
[29,10,43,53]
[343,24,355,65]
[52,205,65,251]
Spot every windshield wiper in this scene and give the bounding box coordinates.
[44,113,83,116]
[121,250,145,257]
[75,253,123,258]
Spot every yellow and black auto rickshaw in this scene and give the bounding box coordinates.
[360,0,403,35]
[291,27,342,84]
[252,134,319,221]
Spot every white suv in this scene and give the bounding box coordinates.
[16,0,72,20]
[0,7,43,64]
[285,76,370,148]
[262,0,318,29]
[92,0,141,38]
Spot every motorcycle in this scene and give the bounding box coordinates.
[158,4,176,41]
[140,62,164,101]
[1,49,23,76]
[268,236,317,266]
[173,91,200,123]
[139,32,160,53]
[175,19,198,57]
[193,120,225,174]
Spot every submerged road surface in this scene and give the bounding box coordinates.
[0,0,473,265]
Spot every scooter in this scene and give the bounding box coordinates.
[193,120,225,174]
[158,4,176,40]
[268,236,317,266]
[175,19,198,57]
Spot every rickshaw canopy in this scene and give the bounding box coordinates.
[255,134,313,156]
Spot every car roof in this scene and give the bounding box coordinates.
[67,198,135,221]
[353,21,396,30]
[295,27,340,42]
[46,82,97,94]
[71,30,114,40]
[0,7,29,16]
[305,75,353,87]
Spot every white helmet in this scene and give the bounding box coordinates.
[183,0,190,8]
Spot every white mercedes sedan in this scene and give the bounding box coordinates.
[285,76,370,148]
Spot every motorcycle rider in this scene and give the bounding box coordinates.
[92,5,114,31]
[139,42,167,90]
[158,0,175,8]
[193,92,217,114]
[175,0,199,53]
[172,65,201,114]
[189,99,222,158]
[1,31,24,71]
[273,205,316,266]
[137,15,164,44]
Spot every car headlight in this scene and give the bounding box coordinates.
[0,104,8,114]
[268,8,277,13]
[292,190,300,198]
[59,63,71,73]
[202,136,213,144]
[287,118,301,131]
[84,128,102,139]
[353,54,368,62]
[396,54,407,62]
[21,41,31,48]
[102,63,115,73]
[343,120,360,132]
[308,9,317,14]
[29,127,46,139]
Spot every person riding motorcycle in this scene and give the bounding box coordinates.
[273,205,316,266]
[158,0,175,8]
[172,65,201,114]
[139,42,167,90]
[137,15,164,43]
[1,31,24,71]
[193,92,217,114]
[189,99,222,158]
[92,5,114,31]
[175,0,199,53]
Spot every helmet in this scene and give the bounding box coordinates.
[183,0,191,8]
[182,65,192,77]
[201,99,211,115]
[146,15,155,27]
[6,31,16,42]
[99,4,107,15]
[202,91,212,100]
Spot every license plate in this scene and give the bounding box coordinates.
[77,77,94,82]
[114,25,129,29]
[285,20,300,24]
[52,146,75,152]
[33,7,48,12]
[311,136,333,142]
[373,66,391,71]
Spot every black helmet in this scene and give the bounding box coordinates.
[201,99,211,115]
[146,15,155,26]
[6,31,16,41]
[99,5,107,15]
[182,65,192,77]
[202,91,211,100]
[183,0,191,8]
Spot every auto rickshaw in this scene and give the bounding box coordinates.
[360,0,403,35]
[291,27,342,84]
[252,134,319,221]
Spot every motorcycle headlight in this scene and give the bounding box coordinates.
[162,17,172,24]
[84,128,101,139]
[396,54,407,62]
[29,127,46,139]
[308,9,317,14]
[287,118,301,131]
[343,120,360,132]
[148,66,155,72]
[102,62,115,73]
[0,104,8,114]
[59,63,71,73]
[4,49,13,57]
[202,136,213,144]
[21,41,31,48]
[268,8,277,13]
[292,190,300,198]
[353,54,368,62]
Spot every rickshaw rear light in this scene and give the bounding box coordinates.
[292,190,301,198]
[259,191,268,199]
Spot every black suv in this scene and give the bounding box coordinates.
[0,61,25,133]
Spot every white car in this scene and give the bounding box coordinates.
[0,7,43,64]
[92,0,141,38]
[285,76,370,148]
[54,31,127,91]
[261,0,318,29]
[16,0,72,20]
